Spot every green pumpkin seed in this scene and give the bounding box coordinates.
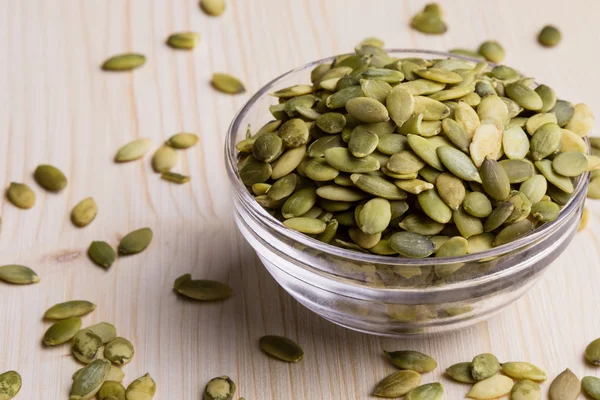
[519,174,547,204]
[463,192,492,218]
[87,322,117,344]
[326,86,363,108]
[390,232,435,258]
[104,337,134,366]
[413,96,451,120]
[70,359,111,400]
[266,174,297,200]
[282,217,326,234]
[565,103,594,137]
[435,172,465,210]
[405,382,443,400]
[88,241,116,269]
[480,157,511,200]
[359,37,384,48]
[212,73,245,94]
[585,338,600,365]
[34,164,68,191]
[479,41,505,63]
[477,95,508,126]
[582,376,600,400]
[345,97,390,123]
[358,198,391,234]
[446,362,476,383]
[387,151,425,174]
[501,362,547,381]
[44,300,96,320]
[203,376,235,400]
[252,134,283,162]
[484,201,514,232]
[348,128,379,158]
[6,183,35,209]
[281,188,317,218]
[436,236,468,257]
[300,158,337,182]
[315,113,346,134]
[397,113,424,135]
[453,207,484,238]
[551,99,575,127]
[271,145,306,179]
[467,374,514,399]
[411,10,447,35]
[361,79,391,103]
[271,84,313,98]
[415,68,462,84]
[256,120,283,136]
[276,119,308,149]
[114,139,152,162]
[526,113,557,136]
[43,317,82,346]
[118,227,153,255]
[0,265,40,285]
[72,329,104,364]
[161,172,190,184]
[386,87,414,128]
[475,81,497,97]
[317,219,338,243]
[408,134,445,171]
[510,379,541,400]
[360,68,404,83]
[494,218,535,246]
[502,96,524,119]
[166,32,200,50]
[505,191,532,224]
[174,275,233,301]
[239,157,271,185]
[308,135,345,157]
[442,118,471,153]
[126,373,156,400]
[259,335,304,362]
[538,25,561,47]
[552,151,587,177]
[455,101,481,137]
[102,54,146,71]
[323,147,379,173]
[535,159,573,193]
[348,227,380,249]
[384,350,437,373]
[350,174,406,200]
[506,82,543,111]
[394,179,433,194]
[499,159,535,183]
[0,371,21,400]
[437,146,481,182]
[377,134,409,155]
[97,381,126,400]
[534,85,557,113]
[418,189,452,223]
[71,197,98,227]
[503,126,529,159]
[549,369,580,400]
[467,233,495,254]
[430,85,474,102]
[373,370,422,398]
[397,79,446,95]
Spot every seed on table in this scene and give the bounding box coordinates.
[0,264,40,285]
[501,362,546,381]
[446,362,476,383]
[102,54,146,71]
[582,376,600,400]
[174,274,233,301]
[200,0,226,16]
[538,25,561,47]
[471,353,501,381]
[259,335,304,362]
[126,373,157,400]
[118,227,153,255]
[549,369,580,400]
[204,376,235,400]
[212,73,245,94]
[104,337,135,366]
[166,32,200,50]
[87,322,117,344]
[161,172,190,184]
[97,380,126,400]
[114,138,152,162]
[0,370,22,400]
[7,182,36,209]
[71,197,98,227]
[478,40,505,63]
[384,350,437,373]
[44,300,96,319]
[72,329,104,364]
[152,146,178,172]
[467,374,513,399]
[585,338,600,365]
[34,164,68,191]
[510,379,541,400]
[373,370,422,398]
[166,132,199,149]
[43,317,82,346]
[405,382,443,400]
[70,359,111,400]
[88,241,117,269]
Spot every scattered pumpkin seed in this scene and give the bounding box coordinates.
[71,197,98,227]
[204,376,235,400]
[446,362,476,383]
[538,25,561,47]
[102,54,146,71]
[373,370,422,398]
[582,376,600,400]
[167,32,200,50]
[104,337,134,366]
[384,350,437,373]
[118,228,153,255]
[45,300,96,320]
[174,274,233,301]
[6,182,35,209]
[114,139,152,162]
[88,241,117,269]
[72,329,104,364]
[97,380,126,400]
[125,373,156,400]
[467,374,513,399]
[259,335,304,362]
[34,164,68,191]
[471,353,501,381]
[161,172,190,184]
[501,362,547,381]
[43,317,82,346]
[510,379,541,400]
[0,265,40,285]
[549,368,580,400]
[212,73,245,94]
[405,382,443,400]
[585,338,600,365]
[166,133,198,149]
[0,371,21,400]
[151,146,178,172]
[70,359,111,400]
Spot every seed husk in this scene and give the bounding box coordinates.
[34,164,68,191]
[161,172,190,184]
[501,362,547,381]
[389,232,435,258]
[467,374,513,399]
[510,379,541,400]
[211,73,245,94]
[538,25,561,47]
[0,265,40,285]
[259,335,304,362]
[0,371,22,400]
[97,381,126,400]
[102,54,146,71]
[118,228,153,255]
[43,317,82,346]
[446,362,476,383]
[44,300,96,320]
[104,337,134,366]
[585,338,600,365]
[463,192,492,218]
[114,139,152,162]
[72,329,104,364]
[324,147,379,173]
[535,159,574,194]
[582,376,600,400]
[345,97,390,123]
[438,146,482,183]
[166,32,200,50]
[204,376,235,400]
[7,182,35,209]
[71,197,98,227]
[88,241,117,269]
[384,350,437,373]
[479,41,505,63]
[174,275,233,301]
[405,383,443,400]
[70,359,111,400]
[126,373,156,400]
[283,217,327,234]
[373,370,422,398]
[565,103,595,137]
[87,322,117,344]
[549,369,580,400]
[350,174,407,200]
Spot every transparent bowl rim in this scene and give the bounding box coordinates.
[225,48,589,267]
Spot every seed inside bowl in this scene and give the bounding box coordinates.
[235,46,594,258]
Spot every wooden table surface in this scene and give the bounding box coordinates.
[1,0,599,398]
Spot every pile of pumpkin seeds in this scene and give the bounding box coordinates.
[236,44,595,258]
[39,299,156,399]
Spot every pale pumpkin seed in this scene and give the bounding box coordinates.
[395,179,433,195]
[272,145,306,179]
[499,159,534,183]
[416,68,462,84]
[453,207,484,238]
[409,134,445,171]
[467,374,513,399]
[565,103,594,137]
[552,151,587,177]
[259,335,304,362]
[87,322,117,344]
[359,37,384,48]
[212,73,245,94]
[455,101,480,137]
[549,369,580,400]
[174,275,233,301]
[167,32,200,49]
[386,87,414,127]
[442,118,471,152]
[204,376,235,400]
[384,350,437,373]
[0,265,40,285]
[34,164,68,191]
[97,381,126,400]
[578,207,590,231]
[45,300,96,319]
[102,54,146,71]
[503,126,530,159]
[538,25,561,47]
[510,379,541,400]
[118,228,153,255]
[413,96,451,120]
[372,370,422,398]
[470,122,503,167]
[104,337,134,366]
[71,197,98,227]
[126,373,156,400]
[358,198,391,234]
[114,139,152,162]
[72,329,104,364]
[582,376,600,400]
[346,97,390,123]
[501,362,547,381]
[585,338,600,365]
[88,241,116,269]
[361,79,392,103]
[348,227,380,249]
[397,79,446,95]
[389,232,434,258]
[446,362,476,383]
[6,183,35,209]
[561,129,587,153]
[411,8,447,35]
[70,359,111,400]
[0,371,21,400]
[43,317,82,346]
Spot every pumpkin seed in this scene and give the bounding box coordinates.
[357,198,391,234]
[442,118,471,152]
[395,179,433,194]
[271,145,306,179]
[350,174,407,200]
[252,134,282,162]
[345,97,390,123]
[578,207,590,231]
[389,232,435,258]
[204,376,235,400]
[582,376,600,400]
[348,227,380,249]
[316,113,346,134]
[70,359,111,400]
[501,362,547,381]
[470,122,503,167]
[506,82,543,111]
[87,322,117,344]
[484,201,515,232]
[565,103,594,136]
[34,164,68,191]
[349,128,379,158]
[479,157,511,200]
[399,213,444,235]
[166,32,200,49]
[359,37,384,48]
[477,95,508,126]
[361,79,391,103]
[0,371,21,400]
[549,369,580,400]
[435,172,466,210]
[467,233,495,254]
[418,189,452,223]
[405,382,443,400]
[455,101,481,137]
[360,68,404,83]
[494,218,535,246]
[267,174,298,200]
[326,86,363,108]
[71,197,98,227]
[72,329,103,364]
[397,79,446,95]
[44,300,96,320]
[552,151,587,177]
[585,338,600,365]
[467,374,514,399]
[161,172,190,184]
[538,25,561,47]
[373,370,422,398]
[510,379,541,400]
[239,157,271,185]
[271,85,313,98]
[499,159,534,183]
[102,54,146,71]
[0,265,40,285]
[259,335,304,362]
[414,96,451,120]
[114,139,152,162]
[174,275,233,301]
[212,73,245,94]
[409,134,445,171]
[308,135,345,157]
[118,228,153,255]
[386,87,414,128]
[446,362,476,383]
[281,188,317,218]
[535,159,574,193]
[551,99,575,127]
[283,217,326,234]
[463,192,492,218]
[377,134,409,155]
[438,146,482,182]
[453,207,484,238]
[411,9,447,35]
[6,183,35,209]
[384,350,437,373]
[104,337,134,366]
[561,129,587,153]
[97,381,126,400]
[88,241,116,269]
[126,373,156,400]
[479,41,505,63]
[324,147,379,173]
[502,126,529,159]
[416,68,462,84]
[43,317,82,346]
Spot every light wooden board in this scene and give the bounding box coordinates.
[1,0,599,398]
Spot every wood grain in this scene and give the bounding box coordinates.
[1,0,599,398]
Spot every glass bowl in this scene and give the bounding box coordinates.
[224,49,588,337]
